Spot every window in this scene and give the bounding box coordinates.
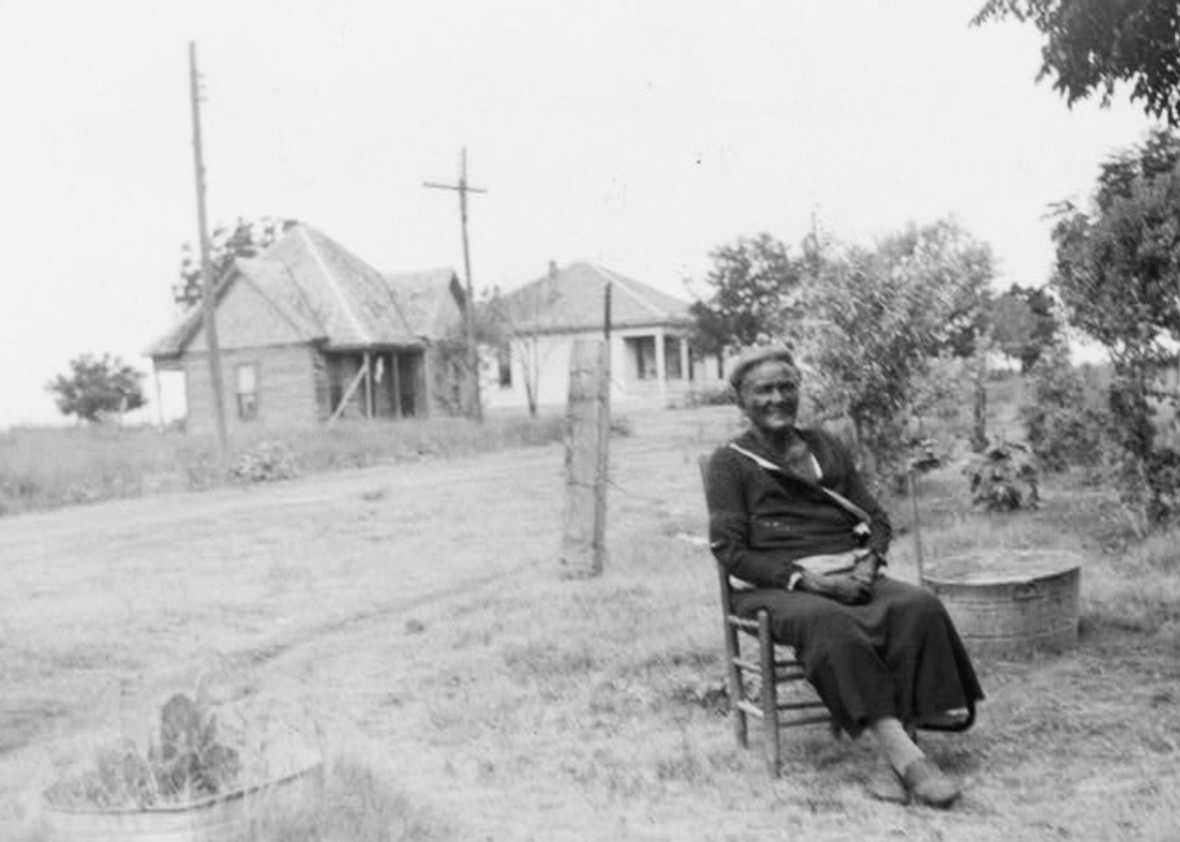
[236,363,258,421]
[497,345,513,388]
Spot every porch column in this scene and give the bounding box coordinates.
[391,352,401,419]
[678,336,689,382]
[654,327,666,396]
[364,351,374,418]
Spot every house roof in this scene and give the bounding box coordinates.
[494,261,692,334]
[383,269,466,339]
[146,224,461,358]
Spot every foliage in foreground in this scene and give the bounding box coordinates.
[1020,343,1108,474]
[974,0,1180,126]
[1050,128,1180,527]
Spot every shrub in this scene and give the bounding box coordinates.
[964,439,1040,511]
[680,384,735,407]
[230,441,300,483]
[1020,345,1108,472]
[609,415,634,437]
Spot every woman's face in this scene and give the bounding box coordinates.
[740,359,801,435]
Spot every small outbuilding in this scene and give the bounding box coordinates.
[146,224,469,432]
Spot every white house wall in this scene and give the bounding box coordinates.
[482,327,726,413]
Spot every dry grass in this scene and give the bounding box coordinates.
[224,759,450,842]
[0,414,564,516]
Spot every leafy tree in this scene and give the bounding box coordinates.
[875,220,994,360]
[174,217,297,310]
[801,219,995,480]
[46,354,146,423]
[989,284,1060,371]
[1020,340,1107,472]
[989,288,1036,367]
[974,0,1180,125]
[478,279,563,417]
[1050,128,1180,525]
[1023,285,1061,366]
[689,233,802,356]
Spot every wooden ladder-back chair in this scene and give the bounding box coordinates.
[699,455,831,776]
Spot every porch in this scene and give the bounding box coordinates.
[322,349,427,422]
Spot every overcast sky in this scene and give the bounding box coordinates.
[0,0,1158,428]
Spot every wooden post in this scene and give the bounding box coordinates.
[189,42,229,457]
[424,149,486,422]
[560,339,610,579]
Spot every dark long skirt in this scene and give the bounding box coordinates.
[732,576,984,737]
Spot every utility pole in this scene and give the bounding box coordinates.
[189,41,229,455]
[425,148,486,422]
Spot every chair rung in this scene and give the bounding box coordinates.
[735,700,765,718]
[779,712,832,727]
[727,615,759,632]
[777,699,827,711]
[731,658,805,674]
[734,699,829,725]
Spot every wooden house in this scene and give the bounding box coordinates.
[482,261,725,413]
[146,224,469,432]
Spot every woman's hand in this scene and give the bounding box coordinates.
[850,551,881,586]
[799,570,872,605]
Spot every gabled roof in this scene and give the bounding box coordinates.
[146,224,461,358]
[383,269,466,339]
[494,261,691,334]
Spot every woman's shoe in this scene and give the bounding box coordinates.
[865,764,909,805]
[898,757,960,809]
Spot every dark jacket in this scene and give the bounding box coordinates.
[705,427,892,588]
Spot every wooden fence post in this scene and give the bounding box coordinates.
[560,339,610,578]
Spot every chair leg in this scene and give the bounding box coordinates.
[732,699,749,749]
[758,610,781,776]
[726,664,748,749]
[722,622,748,748]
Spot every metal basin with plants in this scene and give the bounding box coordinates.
[44,763,324,842]
[42,690,323,842]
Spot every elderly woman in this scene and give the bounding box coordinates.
[705,345,983,808]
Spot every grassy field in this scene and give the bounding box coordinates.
[2,401,1179,840]
[0,414,565,516]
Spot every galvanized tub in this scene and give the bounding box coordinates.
[922,549,1081,657]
